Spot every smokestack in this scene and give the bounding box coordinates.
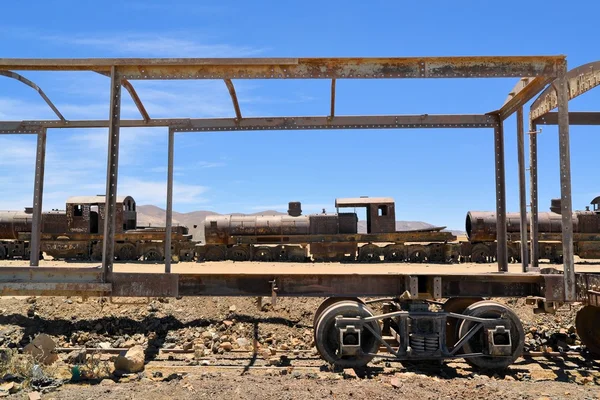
[550,198,561,214]
[288,201,302,217]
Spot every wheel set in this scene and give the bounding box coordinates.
[311,297,527,371]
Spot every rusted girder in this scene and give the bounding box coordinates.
[121,79,150,121]
[0,70,66,121]
[0,114,497,132]
[534,111,600,125]
[530,60,600,120]
[0,56,563,79]
[495,76,553,120]
[330,79,336,117]
[223,79,242,120]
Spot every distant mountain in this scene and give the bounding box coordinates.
[136,205,465,242]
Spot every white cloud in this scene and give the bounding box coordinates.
[41,33,266,58]
[118,178,209,206]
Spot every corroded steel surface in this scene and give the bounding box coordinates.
[530,60,600,120]
[0,71,65,121]
[0,56,564,79]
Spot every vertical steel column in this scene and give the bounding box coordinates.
[529,119,539,270]
[556,62,575,302]
[516,108,529,272]
[165,128,175,273]
[30,128,47,267]
[102,66,122,279]
[494,117,508,272]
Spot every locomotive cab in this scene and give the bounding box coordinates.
[592,196,600,213]
[334,197,396,234]
[65,195,137,234]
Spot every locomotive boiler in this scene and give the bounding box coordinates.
[464,196,600,262]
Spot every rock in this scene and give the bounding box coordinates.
[99,378,116,386]
[98,342,112,349]
[66,349,87,364]
[222,320,234,327]
[220,342,233,352]
[201,360,210,366]
[202,331,213,339]
[183,342,194,351]
[229,305,237,312]
[390,377,402,388]
[114,345,145,373]
[530,369,557,382]
[343,369,357,379]
[23,333,58,365]
[236,338,249,348]
[28,392,42,400]
[280,344,289,351]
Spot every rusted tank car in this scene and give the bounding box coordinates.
[0,195,196,262]
[463,196,600,263]
[196,197,459,262]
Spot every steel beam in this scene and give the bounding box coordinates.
[102,67,122,279]
[0,114,497,132]
[531,60,600,120]
[516,108,529,272]
[0,56,563,79]
[497,76,553,120]
[165,128,175,273]
[0,71,66,121]
[30,128,46,267]
[223,79,242,120]
[534,111,600,125]
[556,62,576,302]
[121,79,150,121]
[529,119,540,270]
[494,117,508,272]
[330,79,336,117]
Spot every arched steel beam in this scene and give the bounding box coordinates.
[494,76,553,120]
[223,79,242,120]
[95,72,150,121]
[121,79,150,122]
[0,70,66,121]
[530,60,600,120]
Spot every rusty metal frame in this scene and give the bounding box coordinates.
[0,55,582,303]
[0,71,65,121]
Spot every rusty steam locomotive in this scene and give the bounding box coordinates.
[1,194,599,264]
[195,195,600,264]
[0,195,196,262]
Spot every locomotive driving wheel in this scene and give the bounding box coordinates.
[407,246,428,263]
[383,244,405,262]
[253,247,273,262]
[227,246,250,261]
[143,248,163,262]
[204,246,225,261]
[358,244,382,262]
[471,244,492,263]
[314,299,381,369]
[117,243,137,261]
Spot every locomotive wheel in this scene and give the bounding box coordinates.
[0,247,5,260]
[383,244,405,262]
[471,244,492,263]
[143,248,163,262]
[457,300,525,371]
[253,247,273,262]
[407,246,428,263]
[204,247,225,261]
[117,244,137,261]
[227,246,250,261]
[428,246,445,263]
[90,244,103,262]
[358,244,382,262]
[442,297,485,350]
[286,247,307,263]
[314,300,381,369]
[575,305,600,357]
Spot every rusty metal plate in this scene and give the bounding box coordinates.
[109,273,179,297]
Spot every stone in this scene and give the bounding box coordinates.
[236,338,249,348]
[229,305,237,312]
[114,345,145,373]
[23,333,58,365]
[343,369,357,379]
[530,369,557,382]
[66,349,87,364]
[390,377,402,388]
[220,342,233,352]
[99,379,116,386]
[98,342,112,349]
[280,344,289,351]
[223,320,234,327]
[28,392,42,400]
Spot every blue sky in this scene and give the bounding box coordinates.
[1,0,599,230]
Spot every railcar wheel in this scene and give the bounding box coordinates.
[117,244,137,261]
[457,300,524,371]
[314,300,381,369]
[143,248,163,262]
[358,244,382,262]
[383,244,405,262]
[227,246,250,261]
[253,247,273,262]
[442,297,484,350]
[471,244,492,263]
[576,305,600,357]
